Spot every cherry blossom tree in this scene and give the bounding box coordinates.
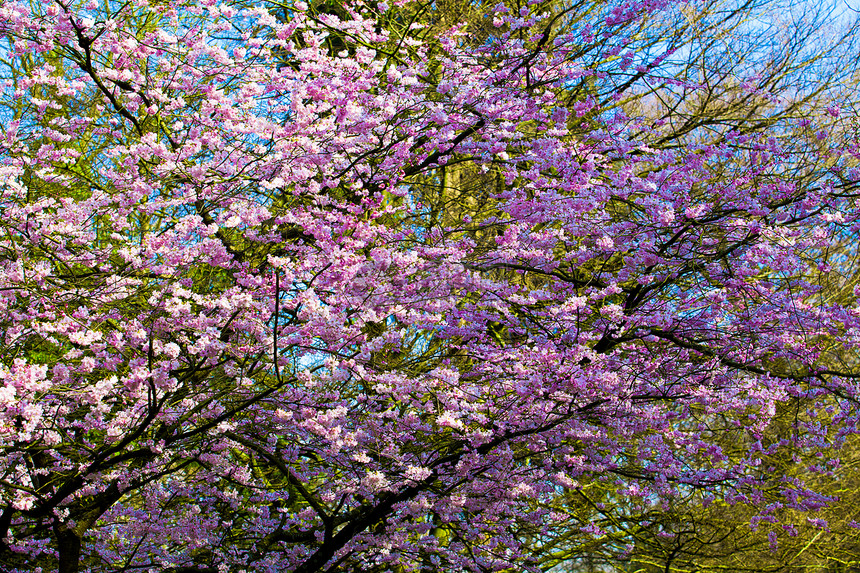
[1,0,859,572]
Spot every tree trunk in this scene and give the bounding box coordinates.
[55,525,81,573]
